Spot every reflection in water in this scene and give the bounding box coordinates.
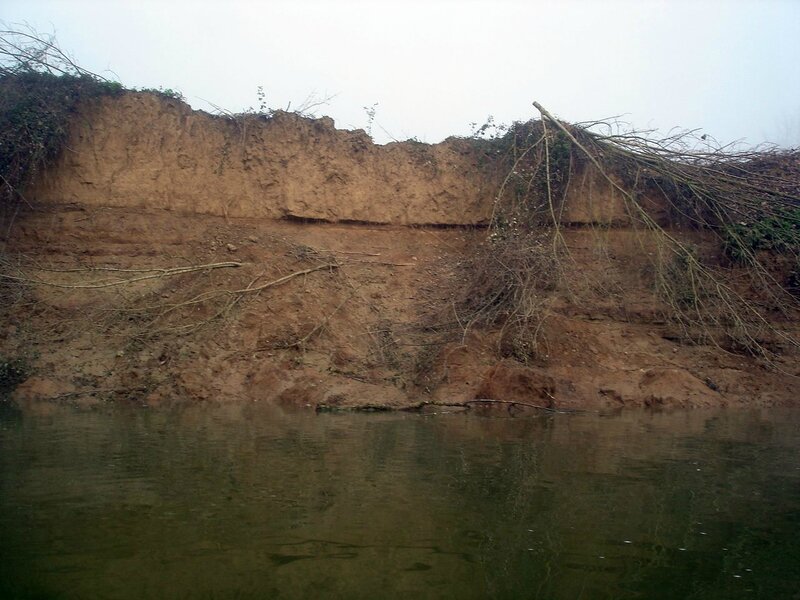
[1,403,799,599]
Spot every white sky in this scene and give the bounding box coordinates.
[3,0,800,146]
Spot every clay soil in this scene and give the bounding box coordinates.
[3,205,798,412]
[2,92,798,412]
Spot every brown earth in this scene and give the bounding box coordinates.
[25,93,498,225]
[2,92,798,411]
[4,207,797,412]
[24,91,633,227]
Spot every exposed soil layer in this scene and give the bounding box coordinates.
[24,92,636,227]
[3,92,798,411]
[25,93,499,225]
[3,206,797,411]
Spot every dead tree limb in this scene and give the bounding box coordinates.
[0,261,243,289]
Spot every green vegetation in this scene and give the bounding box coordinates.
[656,245,703,310]
[134,86,185,101]
[0,71,123,204]
[723,208,800,264]
[0,27,183,207]
[455,105,800,358]
[0,355,28,398]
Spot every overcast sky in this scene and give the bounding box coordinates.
[3,0,800,146]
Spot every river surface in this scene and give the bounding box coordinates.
[1,403,799,599]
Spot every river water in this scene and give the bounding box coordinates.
[1,403,798,599]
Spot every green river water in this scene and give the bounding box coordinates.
[0,403,798,599]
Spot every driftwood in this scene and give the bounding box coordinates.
[464,398,555,411]
[317,398,574,414]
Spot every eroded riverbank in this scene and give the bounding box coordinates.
[3,207,797,410]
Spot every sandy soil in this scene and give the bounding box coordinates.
[2,92,797,411]
[3,206,797,411]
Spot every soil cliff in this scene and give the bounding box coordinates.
[25,92,634,227]
[2,92,797,412]
[26,93,499,225]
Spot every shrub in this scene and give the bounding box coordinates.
[0,356,29,398]
[135,86,184,101]
[0,71,123,204]
[453,229,557,363]
[722,209,800,264]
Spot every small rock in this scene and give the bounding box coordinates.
[226,243,237,252]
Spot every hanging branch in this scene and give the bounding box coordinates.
[451,100,798,366]
[0,26,109,80]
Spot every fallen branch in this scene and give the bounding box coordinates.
[50,386,148,401]
[344,259,417,267]
[0,261,243,289]
[316,398,576,414]
[126,263,340,338]
[330,250,382,257]
[465,398,557,411]
[282,286,355,349]
[229,263,337,294]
